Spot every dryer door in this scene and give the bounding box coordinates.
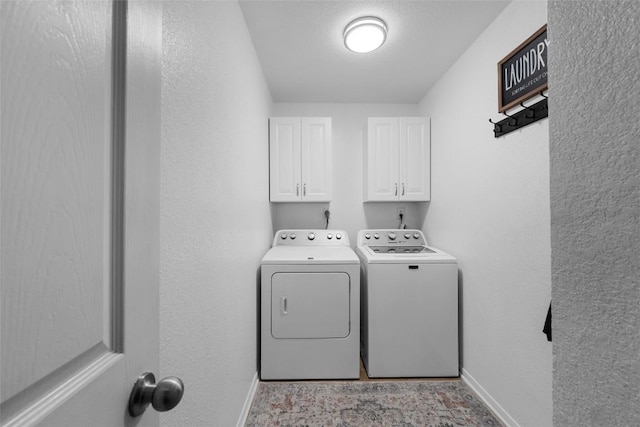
[271,272,350,339]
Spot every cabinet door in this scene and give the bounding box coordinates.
[300,117,332,202]
[365,118,399,201]
[399,117,430,201]
[269,117,301,201]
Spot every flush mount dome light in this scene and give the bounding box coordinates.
[343,16,387,53]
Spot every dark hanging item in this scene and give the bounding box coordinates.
[543,302,552,342]
[489,91,548,138]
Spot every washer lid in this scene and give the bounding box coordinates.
[356,245,457,264]
[368,246,436,254]
[262,245,359,265]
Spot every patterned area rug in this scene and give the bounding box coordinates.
[245,380,503,427]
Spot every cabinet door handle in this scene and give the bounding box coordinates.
[296,183,300,196]
[402,182,405,196]
[303,183,306,196]
[394,183,398,196]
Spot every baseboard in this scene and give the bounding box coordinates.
[461,368,520,427]
[236,372,259,427]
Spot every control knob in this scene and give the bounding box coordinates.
[336,233,342,240]
[374,233,380,239]
[308,232,316,240]
[388,232,397,240]
[404,233,411,239]
[364,233,371,240]
[289,233,296,239]
[327,233,333,239]
[413,233,420,239]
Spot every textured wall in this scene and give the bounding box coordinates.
[160,2,273,426]
[418,2,551,426]
[548,1,640,426]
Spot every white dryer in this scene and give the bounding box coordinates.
[260,229,360,380]
[356,229,458,378]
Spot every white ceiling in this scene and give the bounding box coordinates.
[239,0,510,103]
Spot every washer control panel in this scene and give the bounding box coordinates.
[358,229,427,247]
[273,229,350,247]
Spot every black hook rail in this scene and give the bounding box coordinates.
[489,91,548,138]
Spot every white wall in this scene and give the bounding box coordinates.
[271,103,425,244]
[548,1,640,426]
[161,2,273,426]
[418,2,552,426]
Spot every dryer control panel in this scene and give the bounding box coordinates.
[357,229,427,247]
[273,229,351,247]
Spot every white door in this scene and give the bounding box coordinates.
[399,117,430,201]
[1,1,165,426]
[300,117,332,202]
[365,118,399,201]
[269,117,301,202]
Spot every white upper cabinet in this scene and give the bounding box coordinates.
[270,117,332,202]
[399,117,431,201]
[364,117,430,202]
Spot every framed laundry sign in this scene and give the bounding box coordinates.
[498,25,548,112]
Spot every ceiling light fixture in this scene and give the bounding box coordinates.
[343,16,387,53]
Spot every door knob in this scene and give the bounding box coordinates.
[128,372,184,417]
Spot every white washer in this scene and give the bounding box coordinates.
[260,229,360,380]
[356,229,458,378]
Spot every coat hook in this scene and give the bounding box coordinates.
[520,101,535,119]
[501,111,517,126]
[488,118,502,133]
[540,90,548,109]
